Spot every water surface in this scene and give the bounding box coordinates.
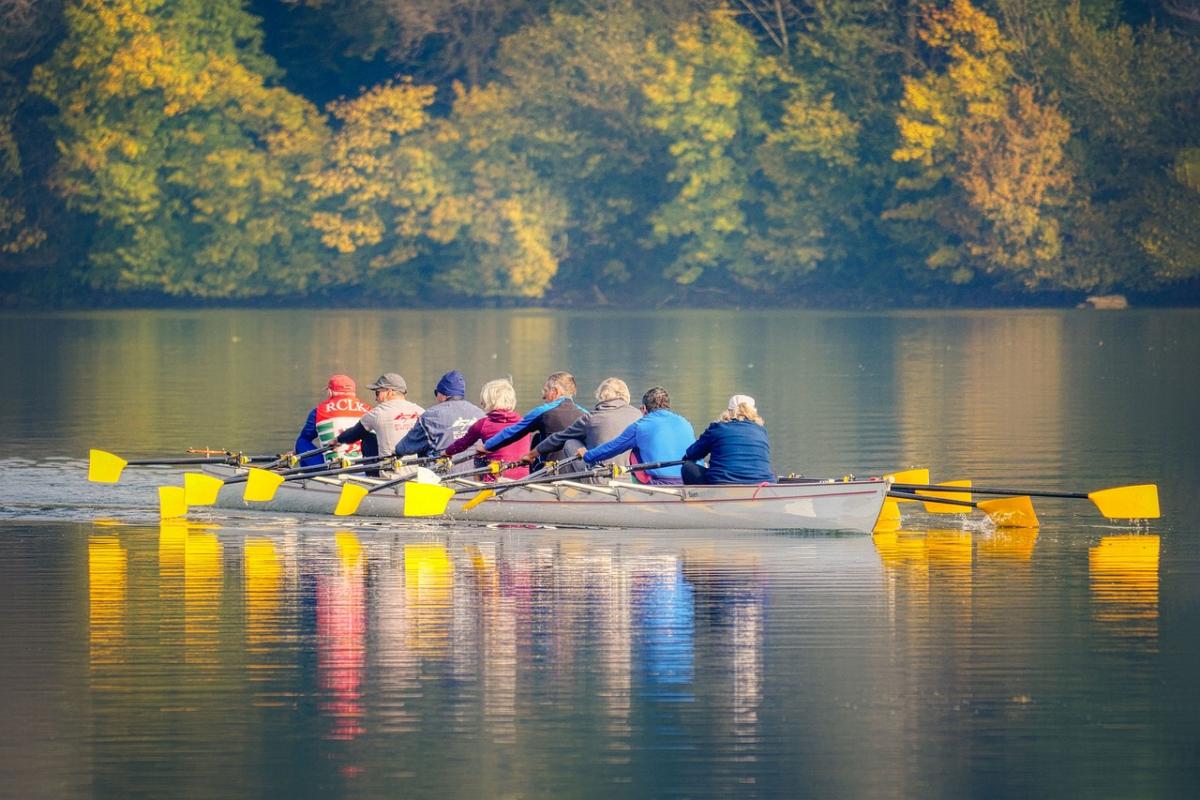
[1,308,1197,798]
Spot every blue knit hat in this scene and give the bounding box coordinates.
[435,370,467,398]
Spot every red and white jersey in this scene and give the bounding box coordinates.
[315,393,373,463]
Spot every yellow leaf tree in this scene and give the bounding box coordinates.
[32,0,331,297]
[888,0,1073,289]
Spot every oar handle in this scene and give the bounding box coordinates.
[892,482,1087,500]
[623,458,687,474]
[483,455,585,499]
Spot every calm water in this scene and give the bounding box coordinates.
[1,308,1198,798]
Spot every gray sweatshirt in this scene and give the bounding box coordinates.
[536,398,643,466]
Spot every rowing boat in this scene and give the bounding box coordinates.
[203,465,889,533]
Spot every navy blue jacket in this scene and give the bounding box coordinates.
[683,420,775,484]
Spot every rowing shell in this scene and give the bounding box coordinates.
[204,465,889,533]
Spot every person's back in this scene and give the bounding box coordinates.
[295,374,372,467]
[394,370,484,457]
[445,379,531,481]
[682,395,775,485]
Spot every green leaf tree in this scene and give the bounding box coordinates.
[642,9,858,291]
[32,0,331,297]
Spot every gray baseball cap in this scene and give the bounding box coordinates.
[367,373,407,392]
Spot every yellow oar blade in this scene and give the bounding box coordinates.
[89,449,128,483]
[183,472,224,506]
[243,468,286,502]
[1088,484,1160,520]
[919,480,973,514]
[159,486,187,519]
[873,498,902,533]
[333,483,371,517]
[404,482,455,517]
[462,489,495,512]
[885,468,929,502]
[977,496,1039,529]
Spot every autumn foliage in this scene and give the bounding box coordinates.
[1,0,1197,303]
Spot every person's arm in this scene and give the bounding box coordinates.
[535,413,589,456]
[444,421,484,456]
[294,409,318,453]
[583,421,638,465]
[483,398,563,450]
[336,420,370,445]
[683,424,715,463]
[394,419,431,456]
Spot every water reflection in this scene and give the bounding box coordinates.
[185,531,223,667]
[88,534,127,669]
[977,528,1039,562]
[1089,535,1160,640]
[318,531,367,741]
[71,521,1180,796]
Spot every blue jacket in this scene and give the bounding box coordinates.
[394,398,484,457]
[683,420,775,484]
[293,410,324,467]
[584,409,695,482]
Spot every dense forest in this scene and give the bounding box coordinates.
[1,0,1198,307]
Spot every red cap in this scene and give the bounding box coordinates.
[326,374,356,394]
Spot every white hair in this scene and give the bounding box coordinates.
[595,377,630,403]
[479,378,516,412]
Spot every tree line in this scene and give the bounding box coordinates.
[1,0,1198,306]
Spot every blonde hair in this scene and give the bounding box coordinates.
[479,378,516,412]
[595,377,630,403]
[721,401,764,425]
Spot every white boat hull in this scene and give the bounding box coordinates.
[205,466,889,533]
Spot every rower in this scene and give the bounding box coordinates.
[393,370,484,459]
[292,374,372,468]
[444,379,532,482]
[681,394,776,485]
[335,373,424,476]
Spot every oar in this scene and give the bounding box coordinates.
[461,455,583,511]
[88,448,280,483]
[887,490,1039,529]
[407,458,690,518]
[891,481,1159,520]
[331,452,484,516]
[240,453,445,503]
[178,452,397,506]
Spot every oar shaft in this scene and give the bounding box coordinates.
[892,482,1086,500]
[125,455,276,466]
[888,490,976,509]
[453,464,609,495]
